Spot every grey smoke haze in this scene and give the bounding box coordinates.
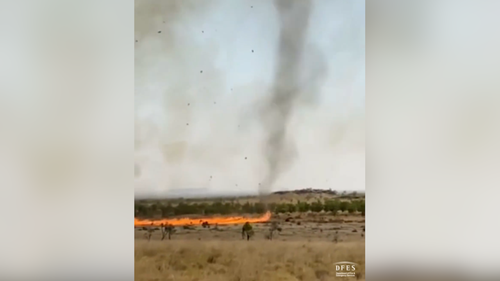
[135,0,365,198]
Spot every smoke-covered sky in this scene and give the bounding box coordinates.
[135,0,365,198]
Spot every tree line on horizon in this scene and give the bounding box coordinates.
[134,199,365,218]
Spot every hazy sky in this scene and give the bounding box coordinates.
[135,0,365,198]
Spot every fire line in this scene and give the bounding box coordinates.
[134,211,272,226]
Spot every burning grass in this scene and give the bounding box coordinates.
[135,211,272,227]
[135,240,365,281]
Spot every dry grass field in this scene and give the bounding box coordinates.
[135,208,365,281]
[136,240,364,281]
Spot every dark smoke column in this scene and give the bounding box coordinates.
[260,0,313,194]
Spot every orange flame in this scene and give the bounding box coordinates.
[134,211,272,227]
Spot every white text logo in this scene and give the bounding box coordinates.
[334,261,358,278]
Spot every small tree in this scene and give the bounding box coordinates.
[347,202,356,214]
[268,221,282,240]
[333,230,339,243]
[275,203,288,214]
[339,201,350,213]
[242,222,253,241]
[310,201,324,212]
[144,228,155,241]
[358,200,365,217]
[286,203,297,213]
[324,199,340,215]
[297,200,311,212]
[161,223,176,240]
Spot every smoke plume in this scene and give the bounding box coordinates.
[258,0,317,194]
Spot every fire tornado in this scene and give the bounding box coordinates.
[134,211,272,227]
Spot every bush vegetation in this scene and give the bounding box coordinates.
[135,199,365,218]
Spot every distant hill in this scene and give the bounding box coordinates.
[273,188,339,195]
[274,188,363,196]
[135,188,364,203]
